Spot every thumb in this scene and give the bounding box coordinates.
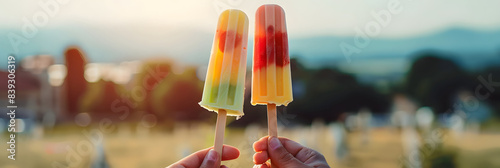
[267,137,305,167]
[200,149,220,168]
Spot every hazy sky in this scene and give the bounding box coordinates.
[2,0,500,38]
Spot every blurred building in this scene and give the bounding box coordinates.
[63,47,88,117]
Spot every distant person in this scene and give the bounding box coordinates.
[415,107,434,134]
[91,140,110,168]
[330,121,348,159]
[168,137,331,168]
[358,108,372,145]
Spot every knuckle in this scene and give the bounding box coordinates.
[311,150,326,160]
[301,148,325,163]
[278,152,295,163]
[303,149,316,158]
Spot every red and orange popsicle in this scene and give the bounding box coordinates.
[252,4,293,138]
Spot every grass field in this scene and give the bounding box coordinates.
[1,123,499,168]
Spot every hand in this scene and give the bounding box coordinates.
[167,145,240,168]
[252,136,330,168]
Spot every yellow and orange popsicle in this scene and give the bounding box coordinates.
[199,9,249,157]
[252,4,293,137]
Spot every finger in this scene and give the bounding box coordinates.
[253,136,323,166]
[167,145,239,168]
[253,136,269,152]
[254,136,300,153]
[167,148,211,168]
[200,149,219,168]
[220,145,240,161]
[253,163,270,168]
[199,145,240,162]
[294,147,326,164]
[267,137,306,167]
[261,162,271,168]
[280,139,306,155]
[253,151,269,164]
[276,139,324,163]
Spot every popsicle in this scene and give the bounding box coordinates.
[199,9,249,157]
[252,4,293,138]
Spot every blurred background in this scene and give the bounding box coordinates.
[1,0,500,167]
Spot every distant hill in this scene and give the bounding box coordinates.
[1,26,499,77]
[288,28,500,67]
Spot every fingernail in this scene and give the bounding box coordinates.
[254,165,264,168]
[269,137,281,150]
[206,149,218,161]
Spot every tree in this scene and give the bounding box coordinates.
[405,52,469,113]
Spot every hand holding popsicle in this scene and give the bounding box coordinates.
[252,4,293,135]
[252,137,330,168]
[175,4,297,168]
[167,145,240,168]
[251,4,293,167]
[199,9,249,161]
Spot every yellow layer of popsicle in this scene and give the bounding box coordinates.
[252,65,292,106]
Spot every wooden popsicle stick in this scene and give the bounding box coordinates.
[214,109,227,160]
[267,104,278,137]
[267,104,278,168]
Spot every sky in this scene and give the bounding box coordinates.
[1,0,499,74]
[1,0,500,38]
